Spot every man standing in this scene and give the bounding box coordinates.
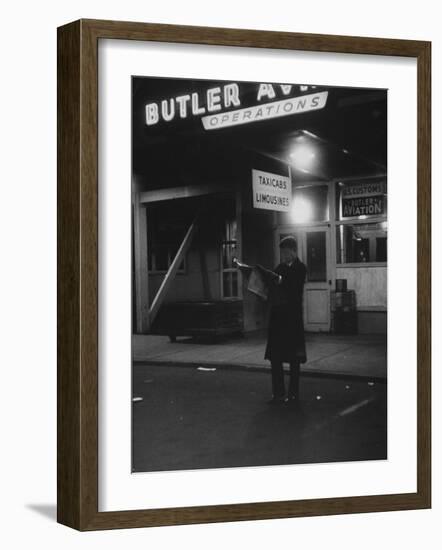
[257,236,307,406]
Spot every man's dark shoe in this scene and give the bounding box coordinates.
[284,395,300,407]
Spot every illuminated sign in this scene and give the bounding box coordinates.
[202,92,327,130]
[341,181,387,198]
[252,169,291,212]
[146,83,241,125]
[145,83,328,129]
[341,180,387,217]
[342,196,384,217]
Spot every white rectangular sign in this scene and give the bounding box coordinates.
[252,169,291,212]
[202,91,328,130]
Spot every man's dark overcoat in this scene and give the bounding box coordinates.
[261,258,307,364]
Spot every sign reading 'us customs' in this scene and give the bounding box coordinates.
[252,169,291,212]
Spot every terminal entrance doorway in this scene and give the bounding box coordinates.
[275,226,332,332]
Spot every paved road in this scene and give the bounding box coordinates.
[132,364,387,473]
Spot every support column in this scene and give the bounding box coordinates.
[133,193,150,333]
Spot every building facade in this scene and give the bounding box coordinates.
[132,78,387,337]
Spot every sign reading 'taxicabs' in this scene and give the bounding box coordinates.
[252,169,291,212]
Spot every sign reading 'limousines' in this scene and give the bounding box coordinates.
[252,169,291,212]
[145,83,328,129]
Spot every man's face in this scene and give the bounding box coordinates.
[280,246,297,265]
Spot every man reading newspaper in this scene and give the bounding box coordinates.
[235,236,307,406]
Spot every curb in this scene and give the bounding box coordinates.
[133,359,387,384]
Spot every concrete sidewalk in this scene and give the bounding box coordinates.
[133,331,387,380]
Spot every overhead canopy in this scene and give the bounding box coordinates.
[132,78,387,190]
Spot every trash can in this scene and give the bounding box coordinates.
[331,290,358,334]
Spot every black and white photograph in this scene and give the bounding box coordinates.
[2,0,436,542]
[131,76,388,473]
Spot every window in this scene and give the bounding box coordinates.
[277,184,329,225]
[148,242,185,272]
[376,237,387,262]
[336,222,388,264]
[335,178,387,265]
[293,185,329,223]
[221,218,239,298]
[146,203,187,273]
[306,231,327,281]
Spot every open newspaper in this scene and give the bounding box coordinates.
[234,259,269,300]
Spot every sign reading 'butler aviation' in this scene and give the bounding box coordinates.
[252,169,291,212]
[341,180,387,217]
[145,82,328,130]
[342,196,384,217]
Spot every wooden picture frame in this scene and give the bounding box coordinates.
[57,19,431,531]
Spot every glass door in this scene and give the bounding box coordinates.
[276,226,332,332]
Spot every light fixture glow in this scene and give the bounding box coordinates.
[289,143,317,170]
[290,195,314,224]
